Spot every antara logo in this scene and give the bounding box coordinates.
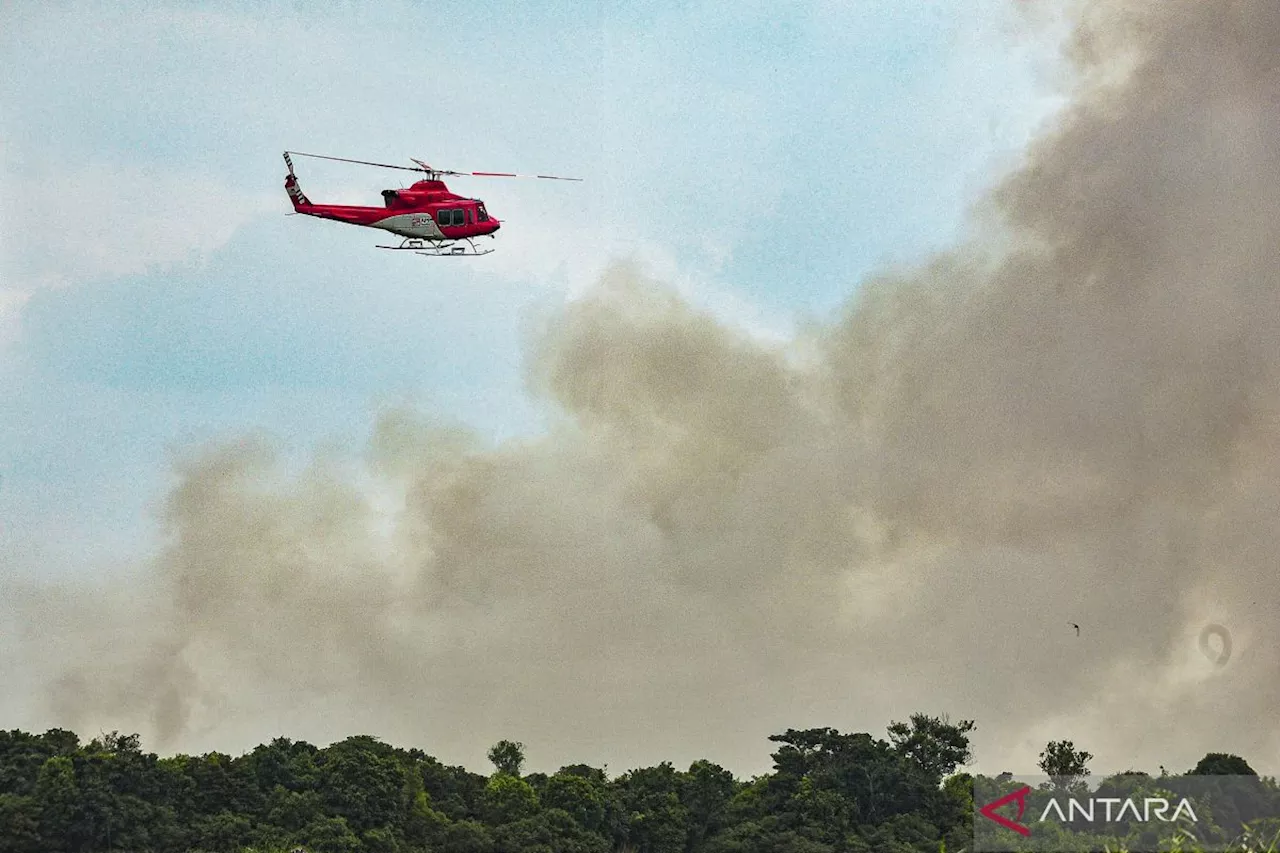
[979,785,1198,837]
[980,786,1033,836]
[1043,796,1198,824]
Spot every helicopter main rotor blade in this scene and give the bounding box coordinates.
[411,158,582,181]
[287,151,429,174]
[473,171,584,181]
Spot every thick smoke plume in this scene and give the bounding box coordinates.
[7,0,1280,776]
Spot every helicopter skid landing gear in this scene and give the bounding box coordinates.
[375,237,494,256]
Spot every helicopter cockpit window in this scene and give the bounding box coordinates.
[477,204,489,222]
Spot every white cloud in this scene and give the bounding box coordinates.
[2,158,277,290]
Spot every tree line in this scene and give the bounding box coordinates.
[0,714,1276,852]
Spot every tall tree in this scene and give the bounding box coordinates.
[487,740,526,778]
[613,762,690,853]
[1189,753,1256,776]
[681,760,738,850]
[317,736,409,835]
[886,713,976,783]
[543,771,607,833]
[1038,740,1093,793]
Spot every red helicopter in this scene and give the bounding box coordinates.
[282,150,581,256]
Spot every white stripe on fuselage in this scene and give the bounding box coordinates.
[371,213,445,239]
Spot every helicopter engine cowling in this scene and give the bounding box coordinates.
[387,190,438,208]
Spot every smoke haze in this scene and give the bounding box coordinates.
[6,0,1280,777]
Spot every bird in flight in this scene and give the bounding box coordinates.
[1069,622,1080,636]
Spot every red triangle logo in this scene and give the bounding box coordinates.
[979,785,1032,836]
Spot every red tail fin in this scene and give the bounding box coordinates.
[283,152,311,208]
[284,173,311,208]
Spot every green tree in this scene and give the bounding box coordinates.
[0,721,1266,853]
[0,729,78,800]
[481,772,540,825]
[300,814,362,853]
[183,751,254,816]
[543,771,607,832]
[190,809,254,852]
[491,808,611,853]
[935,772,974,843]
[75,732,181,852]
[244,736,321,793]
[0,793,42,853]
[443,818,496,853]
[766,728,843,777]
[419,756,487,821]
[1038,740,1093,792]
[362,824,401,853]
[706,824,835,853]
[1190,753,1256,776]
[488,740,526,777]
[613,762,691,853]
[766,727,937,831]
[264,785,325,833]
[41,729,81,757]
[681,759,738,849]
[886,713,976,783]
[86,731,141,755]
[317,735,410,835]
[558,764,609,784]
[400,759,449,848]
[34,754,87,851]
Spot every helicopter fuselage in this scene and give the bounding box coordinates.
[284,174,500,241]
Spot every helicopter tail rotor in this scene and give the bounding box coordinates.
[282,153,311,208]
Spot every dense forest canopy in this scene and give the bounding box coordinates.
[2,714,1276,853]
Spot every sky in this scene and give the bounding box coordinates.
[1,0,1062,581]
[5,0,1276,783]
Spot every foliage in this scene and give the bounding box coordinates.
[487,740,526,778]
[0,722,1275,852]
[1039,739,1094,793]
[1192,754,1258,777]
[887,713,976,785]
[480,772,539,825]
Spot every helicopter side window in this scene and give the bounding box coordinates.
[466,207,473,225]
[436,209,460,227]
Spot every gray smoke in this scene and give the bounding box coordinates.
[6,0,1280,777]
